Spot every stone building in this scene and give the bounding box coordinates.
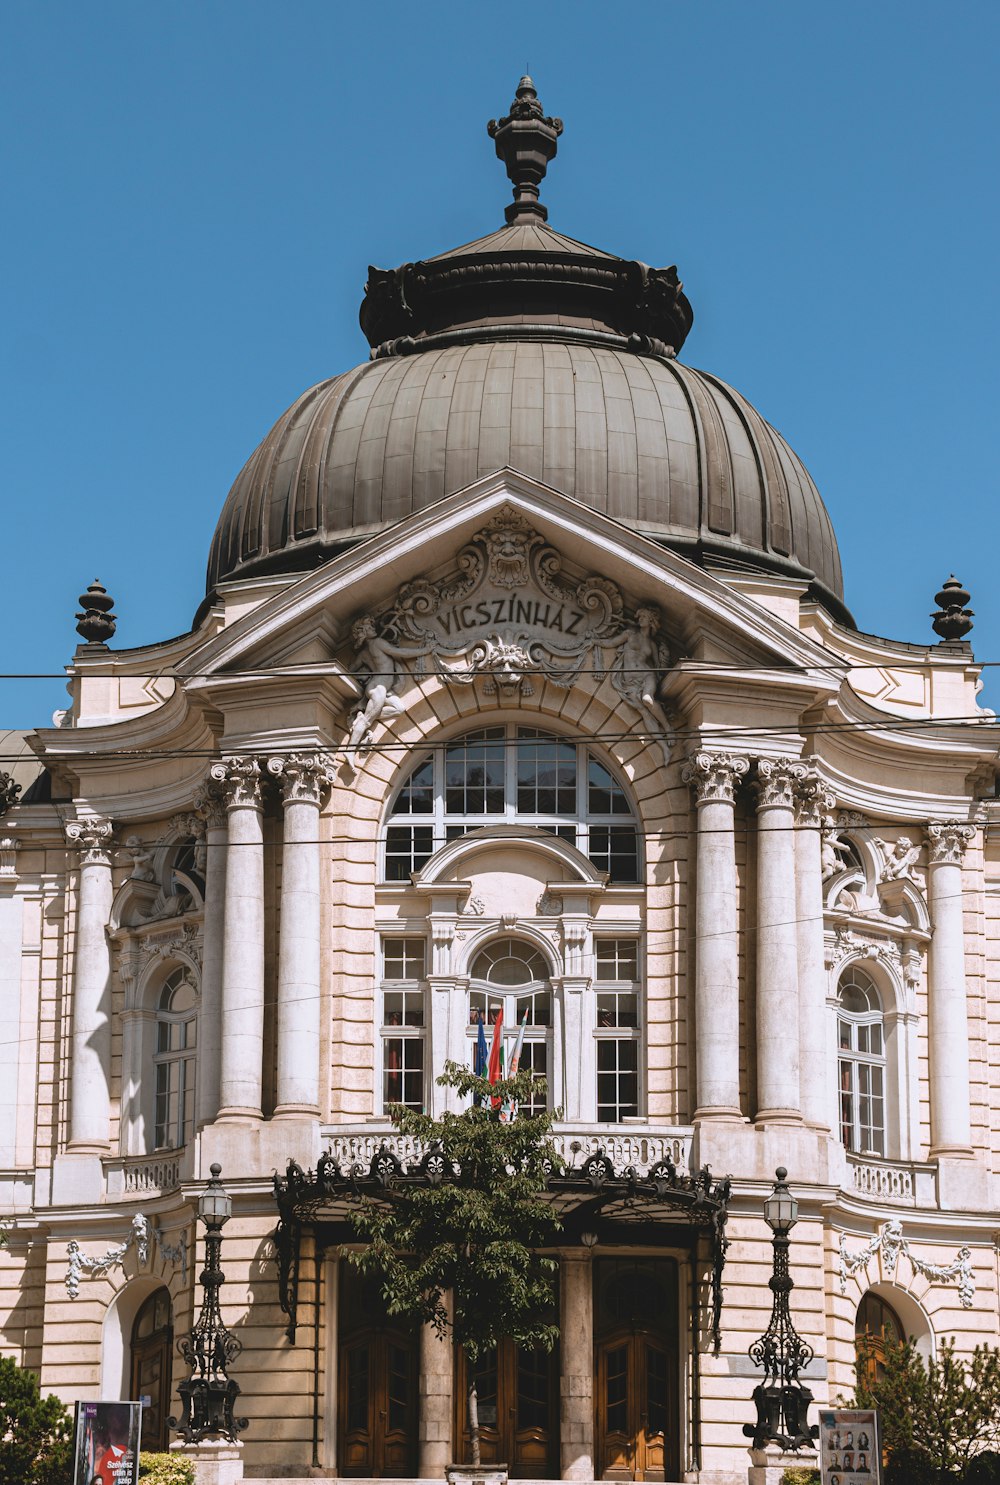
[1,79,998,1484]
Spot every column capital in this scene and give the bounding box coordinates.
[65,815,114,866]
[791,762,834,828]
[194,778,228,832]
[927,820,976,866]
[681,750,749,805]
[266,752,337,807]
[753,756,806,812]
[0,835,17,880]
[208,756,263,810]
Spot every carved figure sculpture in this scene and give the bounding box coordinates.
[874,835,921,882]
[348,615,431,749]
[123,834,156,882]
[605,605,667,708]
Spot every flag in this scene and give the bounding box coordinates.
[487,1007,504,1106]
[474,1010,488,1078]
[501,1012,529,1122]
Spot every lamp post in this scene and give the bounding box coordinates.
[170,1163,249,1443]
[742,1167,818,1453]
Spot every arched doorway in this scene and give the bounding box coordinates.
[129,1286,173,1450]
[338,1265,418,1477]
[595,1258,679,1481]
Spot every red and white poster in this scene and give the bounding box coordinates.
[73,1400,143,1485]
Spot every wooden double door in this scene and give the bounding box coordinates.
[456,1339,559,1477]
[595,1258,679,1481]
[338,1270,418,1477]
[130,1287,173,1452]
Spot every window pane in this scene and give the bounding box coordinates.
[597,992,638,1028]
[385,825,434,880]
[384,1036,424,1111]
[589,825,640,883]
[597,1038,639,1121]
[445,733,505,814]
[588,760,632,815]
[595,940,639,980]
[393,757,434,814]
[383,990,424,1028]
[383,938,426,980]
[516,734,576,814]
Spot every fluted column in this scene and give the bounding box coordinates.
[195,782,227,1127]
[927,821,975,1156]
[267,753,335,1116]
[560,1250,594,1479]
[65,816,114,1151]
[211,757,265,1121]
[682,751,749,1118]
[753,758,803,1124]
[793,765,832,1130]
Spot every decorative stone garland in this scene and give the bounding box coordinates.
[65,1212,188,1296]
[838,1219,975,1308]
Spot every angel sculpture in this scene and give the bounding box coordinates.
[874,835,921,883]
[348,615,431,749]
[604,606,669,708]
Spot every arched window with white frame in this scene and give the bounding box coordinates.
[837,964,886,1156]
[153,967,198,1151]
[384,725,640,884]
[467,938,552,1115]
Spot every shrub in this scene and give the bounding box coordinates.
[0,1355,72,1485]
[966,1452,1000,1484]
[138,1454,196,1484]
[780,1468,820,1485]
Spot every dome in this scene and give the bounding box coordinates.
[204,78,849,625]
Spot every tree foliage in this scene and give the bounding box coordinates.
[854,1334,1000,1479]
[348,1062,563,1358]
[348,1062,564,1462]
[0,1355,72,1485]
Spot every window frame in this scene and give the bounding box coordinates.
[466,936,555,1116]
[379,936,428,1115]
[837,964,886,1157]
[593,937,643,1123]
[383,724,641,885]
[152,966,198,1152]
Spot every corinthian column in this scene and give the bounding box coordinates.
[793,765,832,1130]
[65,816,114,1151]
[267,753,335,1116]
[194,781,227,1127]
[210,757,265,1121]
[681,751,749,1118]
[753,759,803,1124]
[926,820,976,1156]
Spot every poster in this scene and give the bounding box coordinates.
[818,1408,881,1484]
[73,1401,143,1485]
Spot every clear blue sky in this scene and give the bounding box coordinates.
[2,1,997,725]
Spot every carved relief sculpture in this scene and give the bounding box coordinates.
[873,835,923,883]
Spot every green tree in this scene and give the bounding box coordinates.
[854,1334,1000,1479]
[348,1061,563,1466]
[0,1355,72,1485]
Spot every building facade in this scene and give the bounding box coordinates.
[1,80,999,1484]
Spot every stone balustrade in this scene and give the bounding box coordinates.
[848,1155,916,1205]
[321,1126,693,1178]
[105,1153,182,1198]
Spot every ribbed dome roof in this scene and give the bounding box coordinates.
[203,78,849,624]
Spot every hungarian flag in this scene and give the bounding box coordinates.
[501,1012,528,1122]
[487,1008,504,1106]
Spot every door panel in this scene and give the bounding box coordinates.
[595,1259,679,1482]
[338,1266,418,1478]
[130,1286,172,1452]
[456,1340,559,1476]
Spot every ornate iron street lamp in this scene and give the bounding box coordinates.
[742,1168,819,1452]
[170,1163,248,1443]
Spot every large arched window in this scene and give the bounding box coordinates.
[385,726,640,883]
[153,968,197,1150]
[838,965,885,1156]
[467,938,552,1115]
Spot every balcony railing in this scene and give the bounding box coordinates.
[104,1152,182,1199]
[321,1126,693,1179]
[848,1155,917,1205]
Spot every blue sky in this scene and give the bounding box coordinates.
[2,1,997,725]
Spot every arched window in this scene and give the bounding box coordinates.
[153,968,197,1150]
[468,938,552,1115]
[385,726,640,883]
[838,965,885,1156]
[855,1291,904,1386]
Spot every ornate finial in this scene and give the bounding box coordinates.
[75,579,117,646]
[931,574,974,642]
[488,75,563,225]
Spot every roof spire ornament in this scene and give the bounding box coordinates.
[75,578,117,646]
[931,575,974,642]
[488,75,563,224]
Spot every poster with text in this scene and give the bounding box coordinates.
[73,1400,143,1485]
[819,1408,882,1484]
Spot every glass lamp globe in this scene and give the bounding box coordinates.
[763,1167,797,1234]
[199,1162,232,1228]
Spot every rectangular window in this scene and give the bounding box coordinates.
[385,825,434,881]
[380,937,426,1112]
[594,938,641,1120]
[588,825,640,883]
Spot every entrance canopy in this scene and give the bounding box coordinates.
[273,1142,731,1352]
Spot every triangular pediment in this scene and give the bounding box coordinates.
[180,470,840,692]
